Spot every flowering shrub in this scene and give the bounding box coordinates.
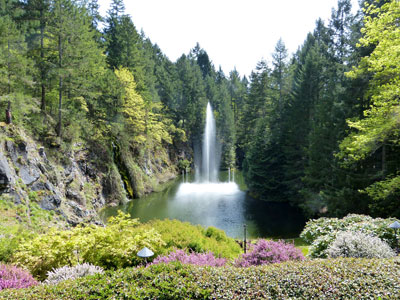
[44,263,104,285]
[327,231,396,259]
[0,264,37,290]
[235,239,304,267]
[151,249,226,267]
[300,214,400,257]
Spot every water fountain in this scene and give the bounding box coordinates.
[104,102,307,239]
[201,102,218,182]
[182,102,234,186]
[172,102,242,236]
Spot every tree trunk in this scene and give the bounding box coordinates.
[40,12,46,112]
[5,101,12,124]
[382,143,386,179]
[6,37,12,124]
[57,76,62,137]
[56,35,62,137]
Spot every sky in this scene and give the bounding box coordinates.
[97,0,360,77]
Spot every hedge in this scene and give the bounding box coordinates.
[1,257,399,299]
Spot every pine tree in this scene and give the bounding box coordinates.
[0,0,31,124]
[47,0,105,137]
[22,0,51,112]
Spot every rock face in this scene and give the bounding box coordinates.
[40,195,62,210]
[0,125,111,225]
[0,124,179,226]
[0,152,13,190]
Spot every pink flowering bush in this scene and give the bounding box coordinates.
[151,249,227,267]
[235,239,304,267]
[0,264,38,290]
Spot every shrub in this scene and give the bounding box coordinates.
[235,239,304,267]
[300,214,400,257]
[0,225,33,263]
[151,249,227,267]
[327,231,396,259]
[2,258,400,299]
[143,219,241,259]
[0,264,37,290]
[0,263,211,299]
[44,263,104,285]
[13,211,164,279]
[0,199,61,263]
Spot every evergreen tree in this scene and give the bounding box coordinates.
[175,54,207,142]
[21,0,51,112]
[104,0,151,102]
[242,39,289,201]
[47,0,105,137]
[0,0,31,124]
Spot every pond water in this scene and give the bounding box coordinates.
[101,171,306,239]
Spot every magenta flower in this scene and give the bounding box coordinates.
[0,264,38,290]
[151,249,227,267]
[235,239,304,267]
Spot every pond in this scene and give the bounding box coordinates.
[101,171,306,239]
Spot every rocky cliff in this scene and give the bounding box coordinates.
[0,123,181,226]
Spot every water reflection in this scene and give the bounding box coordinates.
[101,172,305,239]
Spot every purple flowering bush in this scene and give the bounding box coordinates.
[151,249,227,267]
[235,239,304,267]
[0,264,38,290]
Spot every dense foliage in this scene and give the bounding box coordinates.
[0,264,37,291]
[13,212,164,279]
[239,0,400,219]
[0,198,64,263]
[151,249,227,267]
[327,231,396,258]
[2,0,400,298]
[1,0,399,220]
[300,214,399,257]
[11,213,241,279]
[1,258,400,299]
[44,263,104,285]
[338,0,400,217]
[142,219,242,259]
[235,239,304,267]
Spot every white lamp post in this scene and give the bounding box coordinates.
[137,247,154,264]
[389,221,400,253]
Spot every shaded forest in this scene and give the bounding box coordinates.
[1,0,399,218]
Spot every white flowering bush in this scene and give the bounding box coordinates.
[327,231,396,259]
[44,263,104,285]
[300,214,399,257]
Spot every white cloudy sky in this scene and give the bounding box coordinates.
[97,0,360,77]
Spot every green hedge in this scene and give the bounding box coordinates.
[2,258,399,299]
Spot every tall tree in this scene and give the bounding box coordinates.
[0,0,30,123]
[48,0,105,137]
[242,39,290,201]
[103,0,151,102]
[271,38,288,112]
[338,0,400,217]
[22,0,51,112]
